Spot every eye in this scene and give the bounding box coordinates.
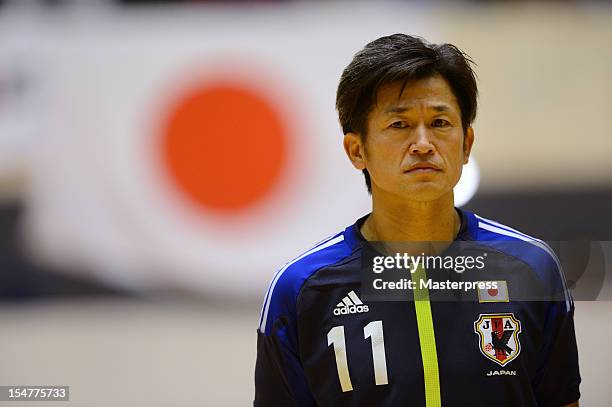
[432,118,451,128]
[389,121,408,129]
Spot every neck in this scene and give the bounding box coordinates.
[361,189,460,243]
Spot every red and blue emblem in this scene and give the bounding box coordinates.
[474,313,522,366]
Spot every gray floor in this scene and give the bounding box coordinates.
[0,299,608,406]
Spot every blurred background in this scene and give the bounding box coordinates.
[0,0,611,405]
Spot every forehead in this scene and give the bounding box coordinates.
[372,74,460,115]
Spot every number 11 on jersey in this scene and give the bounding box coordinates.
[327,320,389,392]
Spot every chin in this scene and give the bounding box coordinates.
[398,183,450,202]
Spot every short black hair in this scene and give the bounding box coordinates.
[336,33,478,193]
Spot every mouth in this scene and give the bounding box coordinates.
[404,163,442,173]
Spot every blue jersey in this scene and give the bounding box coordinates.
[255,209,580,406]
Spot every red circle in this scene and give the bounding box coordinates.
[487,288,499,297]
[161,83,287,213]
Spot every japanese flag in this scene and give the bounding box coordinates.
[14,4,476,297]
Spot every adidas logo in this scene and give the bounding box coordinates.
[333,291,369,315]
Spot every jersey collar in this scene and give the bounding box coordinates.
[343,207,479,251]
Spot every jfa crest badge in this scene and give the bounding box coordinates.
[474,313,522,366]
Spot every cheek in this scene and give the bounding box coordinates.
[439,140,466,180]
[442,136,465,162]
[365,137,398,165]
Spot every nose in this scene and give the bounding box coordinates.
[409,125,435,155]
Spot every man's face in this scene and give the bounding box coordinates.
[345,74,474,202]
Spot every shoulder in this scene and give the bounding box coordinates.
[472,212,572,311]
[472,212,558,267]
[258,229,354,335]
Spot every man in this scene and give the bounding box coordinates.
[255,34,580,406]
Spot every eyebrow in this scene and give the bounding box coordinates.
[384,104,452,114]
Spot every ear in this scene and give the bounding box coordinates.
[462,127,474,164]
[343,132,367,170]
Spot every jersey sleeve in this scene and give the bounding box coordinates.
[254,321,315,406]
[254,265,316,407]
[533,255,581,407]
[254,233,349,406]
